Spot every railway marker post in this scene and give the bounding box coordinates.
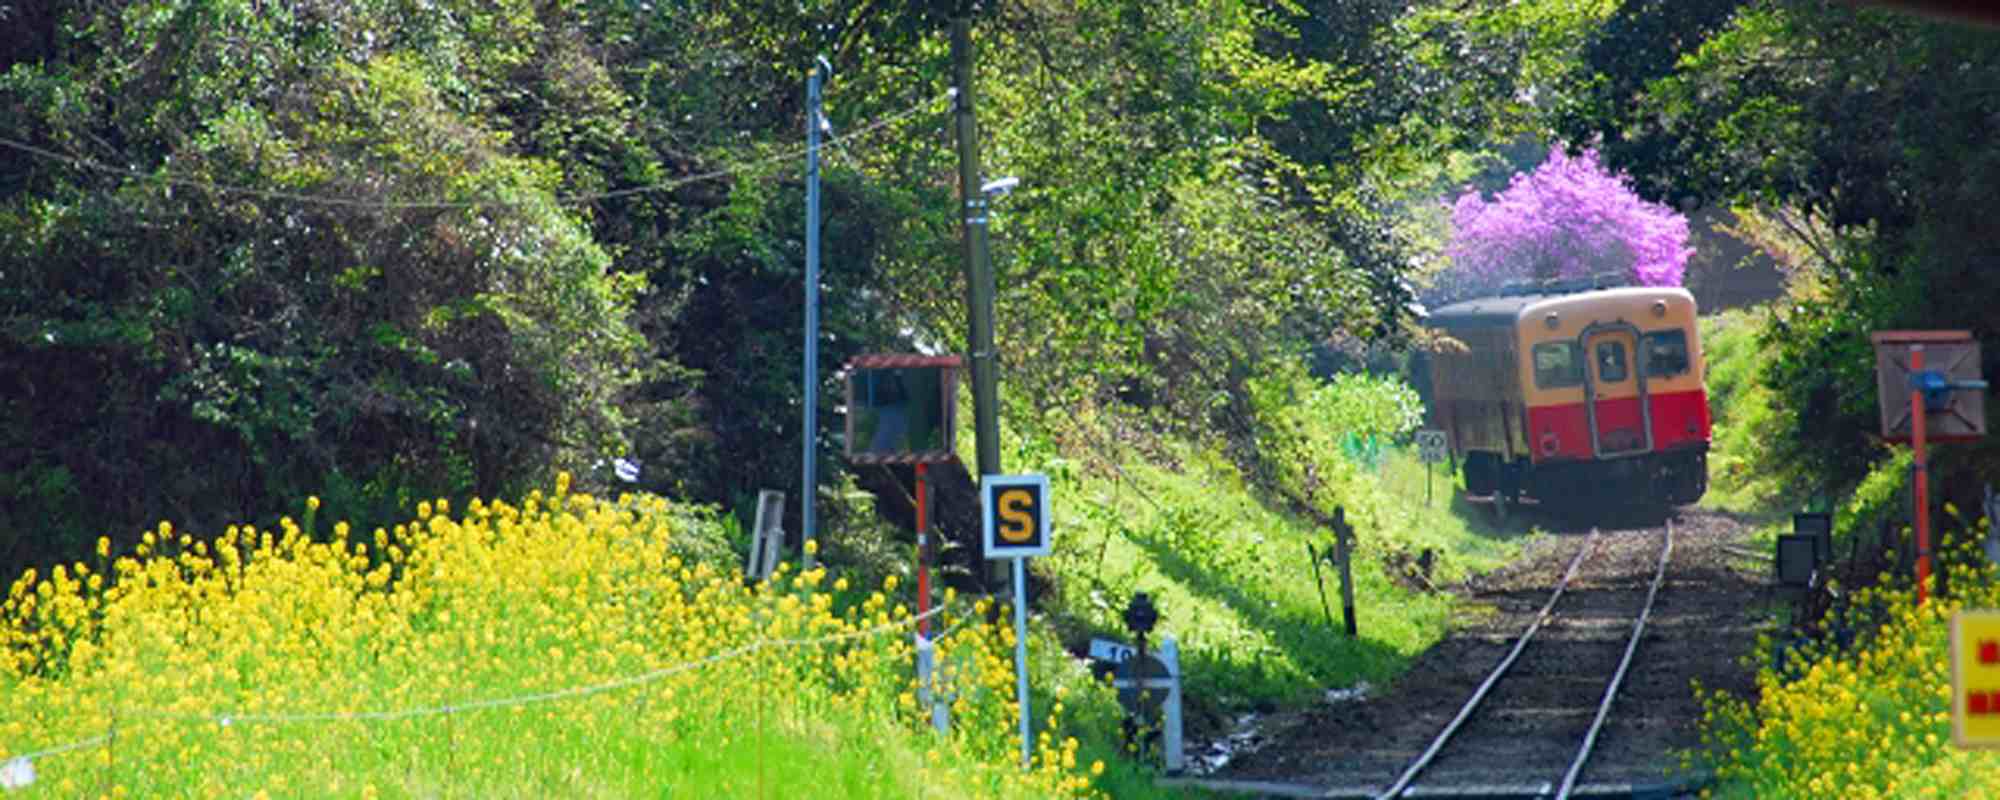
[1416,429,1448,505]
[982,473,1052,768]
[1333,506,1358,637]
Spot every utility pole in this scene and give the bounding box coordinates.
[802,56,830,568]
[952,16,1004,585]
[952,18,1002,484]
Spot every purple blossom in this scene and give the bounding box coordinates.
[1442,147,1691,297]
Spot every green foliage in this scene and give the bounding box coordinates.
[1552,1,2000,503]
[1028,419,1502,716]
[1700,309,1795,513]
[0,0,645,563]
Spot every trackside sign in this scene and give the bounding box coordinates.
[981,473,1051,559]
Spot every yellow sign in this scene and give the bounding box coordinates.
[1952,610,2000,747]
[981,474,1050,558]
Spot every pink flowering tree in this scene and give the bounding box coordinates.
[1438,146,1691,301]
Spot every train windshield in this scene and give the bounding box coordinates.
[1533,342,1584,388]
[1643,330,1691,376]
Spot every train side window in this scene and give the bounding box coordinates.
[1643,330,1690,376]
[1532,342,1583,388]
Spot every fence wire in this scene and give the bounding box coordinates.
[4,598,978,782]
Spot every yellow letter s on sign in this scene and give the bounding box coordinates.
[998,489,1036,543]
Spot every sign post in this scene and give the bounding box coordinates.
[982,473,1052,768]
[1416,429,1448,505]
[1870,331,1987,605]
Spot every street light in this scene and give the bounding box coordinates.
[981,176,1020,197]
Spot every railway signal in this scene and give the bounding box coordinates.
[1871,331,1987,605]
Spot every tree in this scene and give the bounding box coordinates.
[1550,0,2000,502]
[1437,146,1691,301]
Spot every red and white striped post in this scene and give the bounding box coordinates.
[1913,344,1932,605]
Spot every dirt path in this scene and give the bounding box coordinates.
[1198,508,1775,795]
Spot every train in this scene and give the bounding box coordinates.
[1421,284,1711,511]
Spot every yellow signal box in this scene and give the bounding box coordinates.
[1951,610,2000,747]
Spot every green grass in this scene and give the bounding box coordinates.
[1013,418,1523,722]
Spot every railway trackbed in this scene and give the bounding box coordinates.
[1185,510,1772,799]
[1369,524,1673,799]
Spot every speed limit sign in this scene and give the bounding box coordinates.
[1416,429,1448,464]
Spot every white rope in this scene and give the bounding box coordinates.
[4,599,960,769]
[0,88,951,211]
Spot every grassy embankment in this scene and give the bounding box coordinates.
[0,369,1522,798]
[999,369,1524,738]
[1693,307,2000,797]
[0,481,1097,799]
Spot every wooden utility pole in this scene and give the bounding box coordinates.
[952,15,1003,585]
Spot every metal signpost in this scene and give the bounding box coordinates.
[841,355,963,734]
[1870,331,1986,605]
[982,473,1052,768]
[1416,429,1448,505]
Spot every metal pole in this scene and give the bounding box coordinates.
[1914,344,1931,605]
[1012,556,1032,768]
[952,17,1002,488]
[917,462,931,637]
[802,58,826,568]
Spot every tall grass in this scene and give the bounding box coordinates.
[0,479,1101,798]
[1006,365,1521,719]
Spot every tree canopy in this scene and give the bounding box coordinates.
[0,0,1612,570]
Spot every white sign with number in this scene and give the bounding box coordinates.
[1416,429,1448,464]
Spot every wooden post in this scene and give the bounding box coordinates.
[1334,506,1358,637]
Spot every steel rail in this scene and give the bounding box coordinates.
[1374,528,1604,800]
[1556,521,1676,799]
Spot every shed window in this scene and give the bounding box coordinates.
[1643,330,1691,377]
[1533,342,1583,388]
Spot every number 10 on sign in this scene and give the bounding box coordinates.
[982,473,1052,768]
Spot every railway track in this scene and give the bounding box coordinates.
[1362,523,1677,800]
[1179,511,1770,799]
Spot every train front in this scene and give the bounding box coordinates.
[1513,287,1711,506]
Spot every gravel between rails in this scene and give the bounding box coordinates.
[1202,508,1776,794]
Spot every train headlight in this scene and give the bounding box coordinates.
[1540,430,1559,456]
[1652,300,1667,318]
[1544,313,1560,329]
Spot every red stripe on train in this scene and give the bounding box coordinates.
[1525,390,1710,463]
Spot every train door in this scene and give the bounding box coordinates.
[1582,326,1652,457]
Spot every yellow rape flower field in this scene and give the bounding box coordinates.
[1698,539,2000,799]
[0,476,1102,798]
